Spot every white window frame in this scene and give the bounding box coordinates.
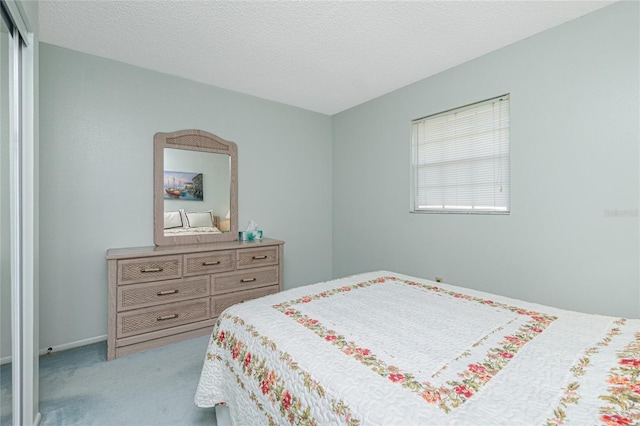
[410,94,510,215]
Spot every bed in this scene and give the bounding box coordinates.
[163,226,222,236]
[163,209,222,236]
[194,270,640,425]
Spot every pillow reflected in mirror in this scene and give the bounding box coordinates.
[186,211,214,228]
[163,211,184,229]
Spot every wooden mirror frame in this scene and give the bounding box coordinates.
[154,129,238,246]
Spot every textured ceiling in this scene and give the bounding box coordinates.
[38,1,615,115]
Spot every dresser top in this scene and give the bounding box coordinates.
[106,237,284,260]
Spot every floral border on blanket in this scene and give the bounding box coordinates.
[544,319,625,425]
[599,330,640,426]
[211,314,361,426]
[272,275,557,413]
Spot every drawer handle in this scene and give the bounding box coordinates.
[157,314,179,321]
[202,261,221,266]
[141,267,163,273]
[252,255,268,260]
[157,289,179,296]
[241,278,256,283]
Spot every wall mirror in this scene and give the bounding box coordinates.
[154,129,238,246]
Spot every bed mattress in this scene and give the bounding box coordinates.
[195,271,640,425]
[163,226,221,236]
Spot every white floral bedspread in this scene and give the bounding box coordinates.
[164,226,221,236]
[194,271,640,425]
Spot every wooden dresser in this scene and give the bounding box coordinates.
[106,238,284,360]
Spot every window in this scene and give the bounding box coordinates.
[411,94,510,214]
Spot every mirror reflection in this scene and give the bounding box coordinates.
[154,129,238,246]
[163,148,231,237]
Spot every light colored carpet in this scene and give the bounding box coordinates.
[1,335,217,426]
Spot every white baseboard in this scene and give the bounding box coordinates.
[39,334,107,356]
[0,335,108,365]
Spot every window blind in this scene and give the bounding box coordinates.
[411,94,510,214]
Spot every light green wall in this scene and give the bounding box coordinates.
[332,1,639,317]
[39,2,639,351]
[39,44,333,350]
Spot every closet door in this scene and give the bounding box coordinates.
[0,1,37,425]
[0,11,12,424]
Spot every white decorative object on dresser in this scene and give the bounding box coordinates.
[106,238,284,360]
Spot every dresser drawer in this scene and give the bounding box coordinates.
[236,246,279,269]
[118,255,182,285]
[117,276,210,312]
[212,266,278,294]
[211,285,279,317]
[184,250,235,276]
[116,298,210,338]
